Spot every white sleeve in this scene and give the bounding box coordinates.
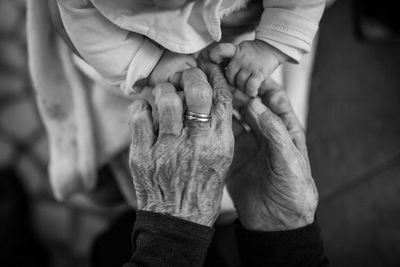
[57,0,164,94]
[256,0,325,63]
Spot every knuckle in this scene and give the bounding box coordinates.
[216,88,233,105]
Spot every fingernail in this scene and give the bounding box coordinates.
[250,98,267,116]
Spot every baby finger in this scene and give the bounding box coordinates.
[226,60,241,87]
[236,70,251,92]
[246,74,264,97]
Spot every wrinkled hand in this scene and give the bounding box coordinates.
[129,68,234,227]
[209,40,288,97]
[149,50,197,88]
[227,81,318,231]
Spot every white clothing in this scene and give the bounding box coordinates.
[57,0,325,95]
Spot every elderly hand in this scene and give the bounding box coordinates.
[128,68,234,227]
[227,81,319,231]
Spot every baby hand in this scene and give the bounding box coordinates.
[149,50,197,87]
[209,40,288,97]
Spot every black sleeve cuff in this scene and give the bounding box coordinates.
[235,220,328,267]
[128,210,214,267]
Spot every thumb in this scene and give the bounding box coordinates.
[246,98,294,157]
[209,43,236,64]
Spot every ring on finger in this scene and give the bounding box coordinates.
[184,111,211,123]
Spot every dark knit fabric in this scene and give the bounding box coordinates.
[123,211,328,267]
[235,220,328,267]
[123,210,214,267]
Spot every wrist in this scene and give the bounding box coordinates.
[142,202,219,227]
[254,39,289,64]
[238,210,315,232]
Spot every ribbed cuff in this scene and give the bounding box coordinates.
[256,8,320,63]
[130,210,214,267]
[235,220,326,266]
[135,210,214,243]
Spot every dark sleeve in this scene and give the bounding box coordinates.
[235,220,329,267]
[123,210,214,267]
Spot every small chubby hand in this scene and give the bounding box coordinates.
[209,40,288,97]
[227,81,318,231]
[129,67,234,227]
[149,50,197,88]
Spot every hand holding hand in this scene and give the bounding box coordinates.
[149,50,197,88]
[209,40,288,97]
[129,67,234,227]
[228,82,318,231]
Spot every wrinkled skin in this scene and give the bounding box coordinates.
[128,67,234,227]
[227,80,319,231]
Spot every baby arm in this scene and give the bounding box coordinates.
[210,0,325,97]
[149,51,197,88]
[57,0,164,95]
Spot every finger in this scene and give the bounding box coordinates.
[182,68,212,115]
[181,68,213,132]
[258,78,283,96]
[260,84,306,155]
[198,59,233,127]
[209,43,236,64]
[247,98,298,158]
[246,73,264,97]
[236,70,251,92]
[226,60,241,86]
[153,83,184,139]
[232,89,250,108]
[169,55,197,88]
[128,99,155,154]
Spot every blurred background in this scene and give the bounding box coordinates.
[0,1,123,266]
[1,0,400,266]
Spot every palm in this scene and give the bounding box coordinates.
[227,83,318,231]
